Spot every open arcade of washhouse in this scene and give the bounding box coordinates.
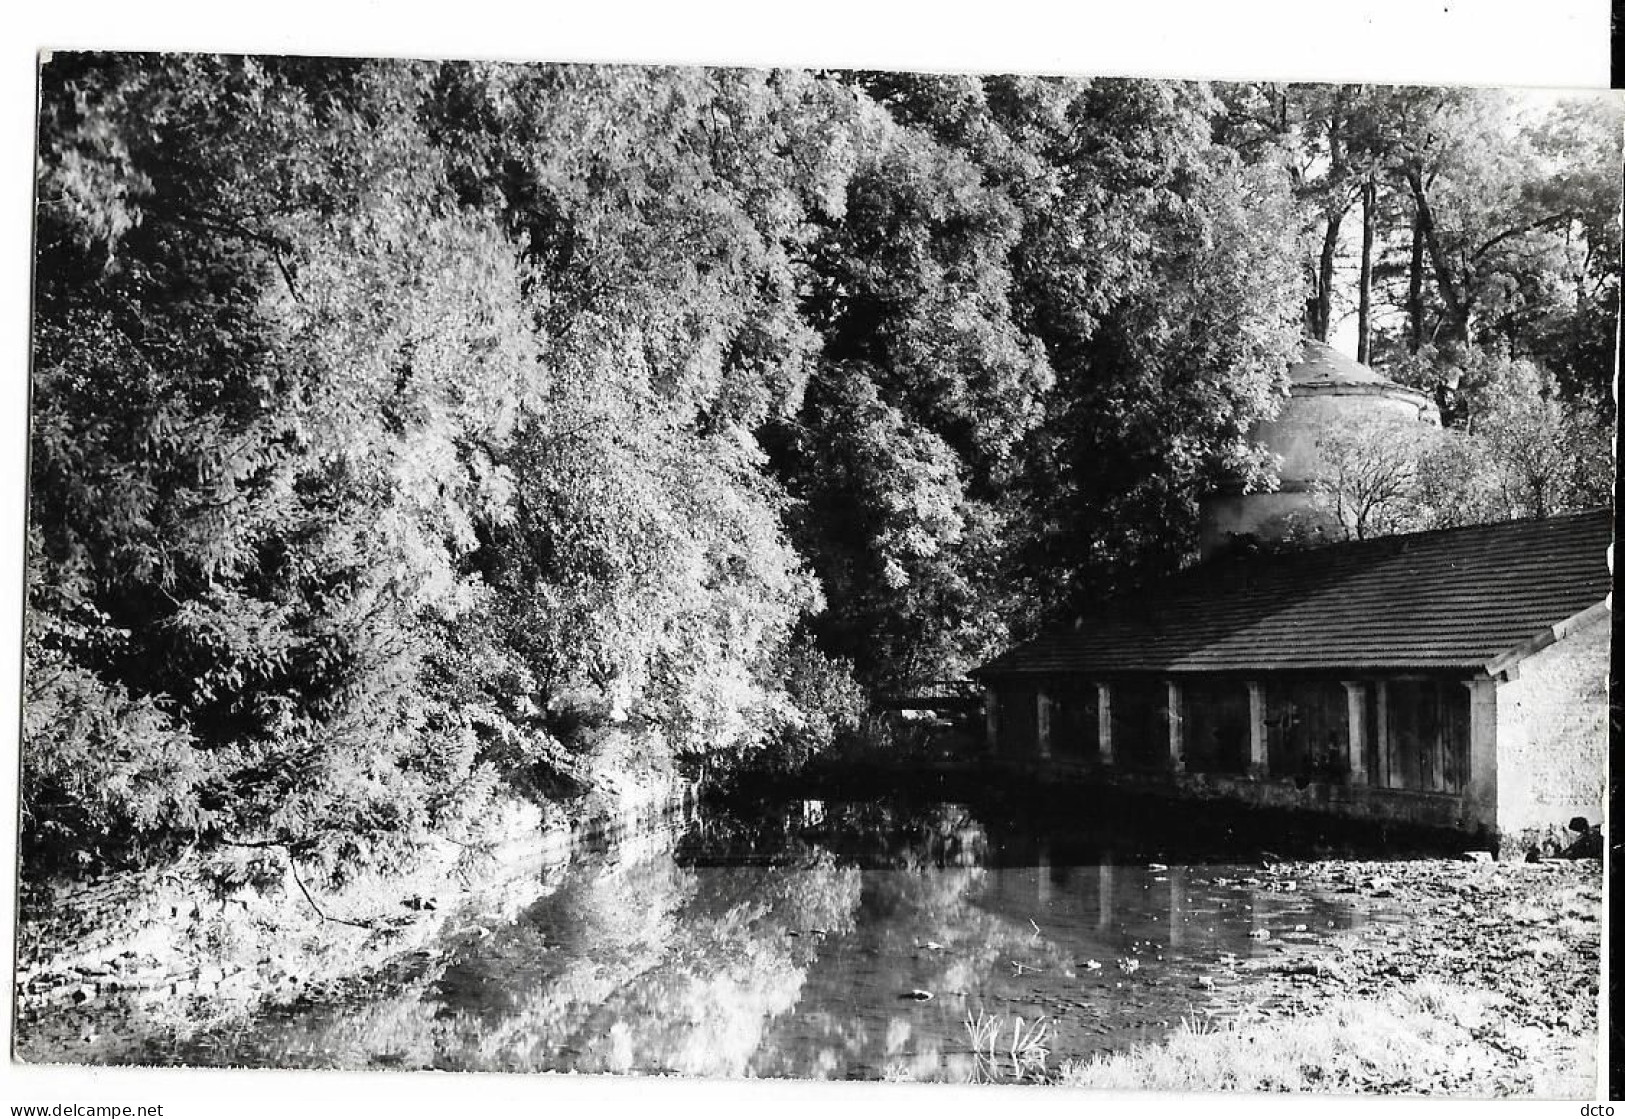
[974,507,1612,850]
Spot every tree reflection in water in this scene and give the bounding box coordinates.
[141,799,1374,1080]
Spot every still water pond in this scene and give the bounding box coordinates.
[148,799,1389,1079]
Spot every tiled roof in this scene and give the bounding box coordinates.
[1290,339,1387,386]
[977,509,1614,678]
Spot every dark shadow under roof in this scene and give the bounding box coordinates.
[977,509,1614,679]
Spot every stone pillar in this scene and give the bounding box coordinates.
[1035,689,1053,759]
[984,688,1000,754]
[1165,681,1185,773]
[1096,682,1114,767]
[1246,681,1268,778]
[1341,681,1369,785]
[1462,678,1499,836]
[1373,681,1390,788]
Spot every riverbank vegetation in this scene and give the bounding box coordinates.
[1059,978,1581,1095]
[26,57,1618,894]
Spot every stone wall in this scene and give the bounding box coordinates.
[1175,772,1469,831]
[1495,608,1610,850]
[1197,378,1436,558]
[988,755,1471,833]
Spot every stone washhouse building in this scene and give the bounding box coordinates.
[975,343,1613,849]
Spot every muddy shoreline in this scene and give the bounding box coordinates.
[1060,855,1603,1095]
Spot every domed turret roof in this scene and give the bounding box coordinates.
[1194,338,1441,557]
[1282,339,1438,420]
[1288,339,1388,386]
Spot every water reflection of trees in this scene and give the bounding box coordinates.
[745,860,1084,1080]
[164,840,864,1076]
[152,801,1376,1080]
[396,799,997,1077]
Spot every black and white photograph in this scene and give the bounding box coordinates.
[5,5,1617,1112]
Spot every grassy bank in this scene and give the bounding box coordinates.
[1059,979,1584,1095]
[1050,858,1602,1096]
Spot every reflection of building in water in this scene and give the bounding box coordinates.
[976,345,1610,851]
[1096,860,1113,932]
[1166,868,1185,950]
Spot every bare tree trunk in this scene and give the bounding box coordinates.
[1358,178,1375,363]
[1405,166,1468,343]
[1311,210,1343,341]
[1303,263,1320,337]
[1408,207,1425,354]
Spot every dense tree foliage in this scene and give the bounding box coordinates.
[1214,81,1617,544]
[1216,83,1621,410]
[1307,347,1615,540]
[25,56,1615,883]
